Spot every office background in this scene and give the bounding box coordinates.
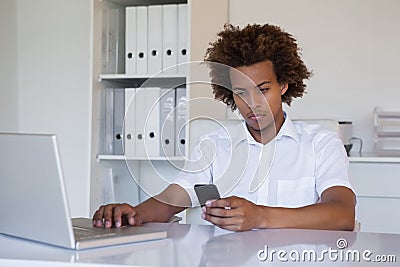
[1,0,399,218]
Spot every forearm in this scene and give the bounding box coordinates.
[257,186,356,231]
[135,184,191,223]
[135,197,186,223]
[258,201,355,231]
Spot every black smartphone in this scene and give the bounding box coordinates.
[194,184,221,207]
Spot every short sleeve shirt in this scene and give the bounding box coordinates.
[173,115,353,208]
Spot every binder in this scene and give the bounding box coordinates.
[134,88,146,157]
[159,88,176,157]
[103,8,120,73]
[125,7,137,75]
[113,88,125,155]
[104,89,114,154]
[136,6,148,75]
[144,87,161,157]
[162,4,178,74]
[124,88,137,157]
[177,4,188,75]
[148,5,163,75]
[175,88,187,157]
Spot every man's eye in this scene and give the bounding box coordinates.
[259,88,269,93]
[233,91,245,96]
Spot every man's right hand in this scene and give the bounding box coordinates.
[92,203,142,228]
[92,184,191,228]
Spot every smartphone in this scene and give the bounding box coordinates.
[194,184,221,207]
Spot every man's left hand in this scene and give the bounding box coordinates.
[201,196,263,231]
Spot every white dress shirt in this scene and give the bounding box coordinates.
[173,114,353,208]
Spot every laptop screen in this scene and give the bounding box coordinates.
[0,133,75,248]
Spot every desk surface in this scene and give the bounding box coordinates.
[1,223,399,266]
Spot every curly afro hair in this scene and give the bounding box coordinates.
[204,23,312,109]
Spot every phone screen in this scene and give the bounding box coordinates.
[194,184,221,207]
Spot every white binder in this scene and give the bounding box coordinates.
[160,88,176,157]
[104,89,114,154]
[136,6,148,75]
[175,88,187,157]
[113,88,125,155]
[144,87,161,157]
[177,4,188,75]
[103,8,120,74]
[125,7,137,75]
[134,88,146,157]
[148,5,163,75]
[162,4,178,74]
[124,88,137,158]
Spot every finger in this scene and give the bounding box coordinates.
[202,212,237,228]
[115,204,138,227]
[103,205,116,228]
[203,205,234,218]
[202,213,246,232]
[125,208,141,226]
[113,205,125,228]
[92,205,107,227]
[205,198,231,208]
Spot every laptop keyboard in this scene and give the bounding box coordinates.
[73,227,116,240]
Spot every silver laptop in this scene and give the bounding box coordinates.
[0,133,167,250]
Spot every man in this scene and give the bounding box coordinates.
[93,24,356,231]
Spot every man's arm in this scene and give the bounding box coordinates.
[202,186,356,231]
[93,184,191,228]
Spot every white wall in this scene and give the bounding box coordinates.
[0,0,18,132]
[229,0,400,153]
[15,0,92,217]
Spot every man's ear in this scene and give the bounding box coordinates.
[280,83,288,95]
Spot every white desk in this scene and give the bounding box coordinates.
[0,223,399,266]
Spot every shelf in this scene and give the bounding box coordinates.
[99,74,186,88]
[99,73,187,81]
[97,154,186,161]
[107,0,187,7]
[374,107,400,118]
[349,154,400,163]
[376,126,400,137]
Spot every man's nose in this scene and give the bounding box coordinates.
[245,89,264,109]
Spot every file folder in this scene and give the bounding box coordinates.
[113,88,125,155]
[144,87,161,157]
[102,8,120,73]
[125,7,137,75]
[148,5,163,75]
[134,88,146,157]
[177,4,188,75]
[136,6,148,75]
[160,88,176,157]
[124,88,137,158]
[104,89,114,154]
[175,88,187,157]
[162,4,178,74]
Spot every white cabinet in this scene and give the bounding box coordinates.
[349,156,400,234]
[89,0,229,214]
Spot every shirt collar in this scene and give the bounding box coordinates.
[276,113,300,143]
[232,112,300,148]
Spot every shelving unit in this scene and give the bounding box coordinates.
[89,0,229,215]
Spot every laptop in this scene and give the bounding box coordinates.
[0,133,167,250]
